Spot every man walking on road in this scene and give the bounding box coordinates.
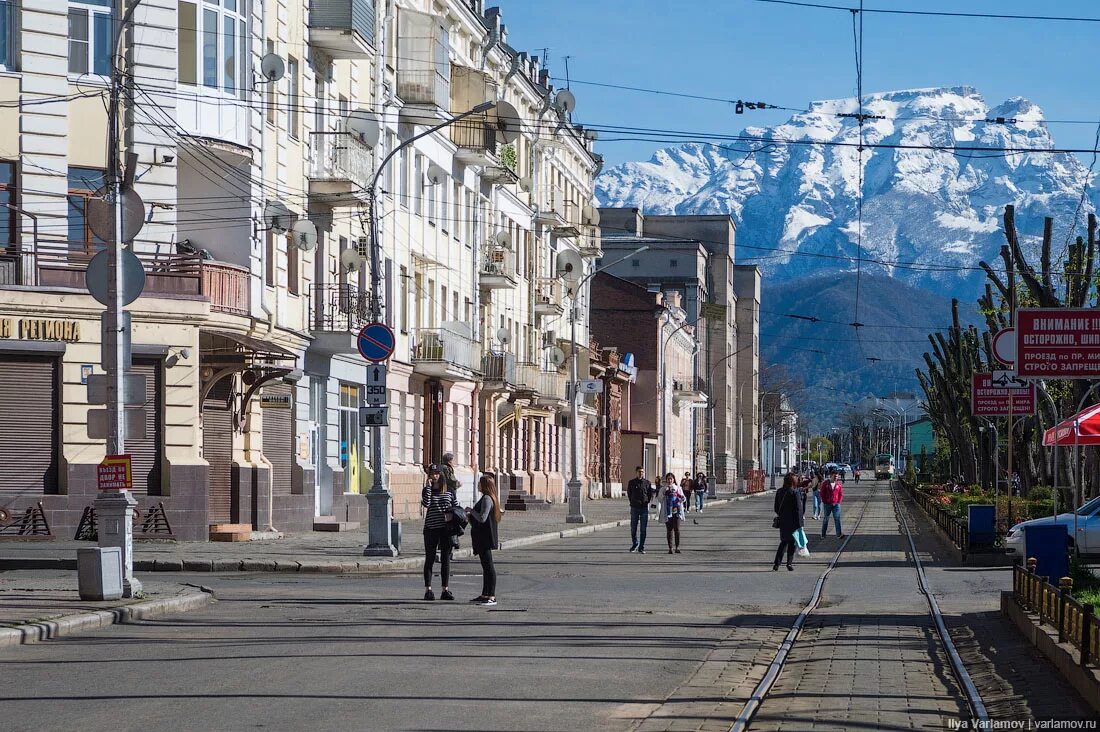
[627,467,655,553]
[820,470,844,538]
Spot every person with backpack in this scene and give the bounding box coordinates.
[659,472,686,553]
[421,474,456,601]
[467,474,502,606]
[773,472,805,571]
[819,469,844,538]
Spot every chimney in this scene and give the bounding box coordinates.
[655,292,664,307]
[665,291,682,309]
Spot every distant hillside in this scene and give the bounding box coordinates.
[760,273,977,428]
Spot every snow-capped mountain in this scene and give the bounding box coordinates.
[597,86,1094,297]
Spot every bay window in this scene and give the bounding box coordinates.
[178,0,247,98]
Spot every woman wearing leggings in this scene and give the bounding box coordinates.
[468,474,502,606]
[659,472,686,553]
[421,474,454,601]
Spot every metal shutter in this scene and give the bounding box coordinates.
[203,378,234,523]
[128,361,162,495]
[0,356,57,494]
[262,382,294,495]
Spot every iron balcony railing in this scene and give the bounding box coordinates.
[397,67,449,107]
[308,131,372,190]
[482,351,517,383]
[412,327,481,373]
[311,283,370,332]
[451,117,497,154]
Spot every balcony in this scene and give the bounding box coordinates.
[308,283,370,355]
[533,278,564,317]
[578,233,603,259]
[309,0,376,59]
[451,117,497,166]
[397,68,449,113]
[672,376,709,405]
[481,352,517,391]
[533,185,566,227]
[412,326,481,380]
[202,261,250,316]
[308,132,372,206]
[480,248,518,290]
[515,362,541,395]
[535,369,568,408]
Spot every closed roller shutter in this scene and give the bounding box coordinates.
[262,382,294,495]
[0,356,57,494]
[203,377,234,523]
[128,361,162,495]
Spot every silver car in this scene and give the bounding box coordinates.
[1005,495,1100,557]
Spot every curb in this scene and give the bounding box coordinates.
[0,589,214,647]
[0,492,774,575]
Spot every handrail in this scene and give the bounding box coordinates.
[1012,560,1098,668]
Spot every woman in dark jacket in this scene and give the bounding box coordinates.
[773,472,805,571]
[468,474,502,606]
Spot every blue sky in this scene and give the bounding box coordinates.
[497,0,1100,168]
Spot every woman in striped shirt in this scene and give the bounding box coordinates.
[422,472,455,601]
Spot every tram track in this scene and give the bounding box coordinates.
[728,480,989,731]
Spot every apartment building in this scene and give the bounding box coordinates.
[0,0,600,541]
[595,207,761,489]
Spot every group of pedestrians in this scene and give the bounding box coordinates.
[627,468,709,554]
[420,453,501,607]
[772,468,846,571]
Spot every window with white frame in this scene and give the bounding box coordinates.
[0,0,17,70]
[177,0,248,98]
[69,0,113,76]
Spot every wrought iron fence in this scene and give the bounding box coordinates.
[311,283,370,332]
[1013,559,1099,667]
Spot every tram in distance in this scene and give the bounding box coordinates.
[874,453,895,480]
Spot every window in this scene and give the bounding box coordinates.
[440,286,447,321]
[399,265,409,333]
[177,0,247,98]
[398,146,409,209]
[264,231,274,286]
[670,259,678,268]
[287,56,300,139]
[452,181,461,240]
[427,174,437,225]
[413,155,423,216]
[287,233,299,296]
[264,39,275,124]
[0,0,18,70]
[69,1,113,76]
[0,161,15,252]
[439,178,449,233]
[67,167,106,252]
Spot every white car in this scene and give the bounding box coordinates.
[1005,495,1100,557]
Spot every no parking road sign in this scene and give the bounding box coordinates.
[357,322,395,363]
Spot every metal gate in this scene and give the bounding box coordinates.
[128,360,162,495]
[203,378,234,523]
[0,356,57,495]
[262,382,294,495]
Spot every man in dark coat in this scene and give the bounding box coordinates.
[626,466,655,553]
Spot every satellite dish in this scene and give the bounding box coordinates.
[555,249,583,284]
[260,53,285,83]
[264,201,293,234]
[424,163,446,186]
[517,176,532,192]
[489,100,522,144]
[585,415,598,427]
[492,230,512,249]
[581,205,601,226]
[345,109,380,148]
[548,346,566,367]
[554,89,576,115]
[291,219,318,251]
[340,248,364,273]
[496,327,512,345]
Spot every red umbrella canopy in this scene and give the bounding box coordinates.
[1044,403,1100,447]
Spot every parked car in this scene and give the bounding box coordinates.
[1005,495,1100,557]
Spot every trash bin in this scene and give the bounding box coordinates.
[77,546,124,601]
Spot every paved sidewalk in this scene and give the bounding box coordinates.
[0,573,212,646]
[0,493,750,574]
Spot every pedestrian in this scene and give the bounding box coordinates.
[440,452,462,551]
[627,466,654,553]
[421,474,455,601]
[854,467,861,483]
[773,472,804,571]
[468,474,502,606]
[680,473,695,512]
[693,472,708,513]
[820,469,844,538]
[659,472,686,553]
[810,471,822,520]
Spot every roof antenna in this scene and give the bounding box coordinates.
[563,55,572,88]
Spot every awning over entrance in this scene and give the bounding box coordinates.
[1043,403,1100,446]
[201,330,297,364]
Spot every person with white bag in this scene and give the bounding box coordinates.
[772,472,805,571]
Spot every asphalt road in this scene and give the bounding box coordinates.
[0,482,1092,732]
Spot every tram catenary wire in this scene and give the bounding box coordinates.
[728,480,988,731]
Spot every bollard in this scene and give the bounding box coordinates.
[1059,577,1073,644]
[1027,557,1038,610]
[1039,577,1049,621]
[1082,604,1094,668]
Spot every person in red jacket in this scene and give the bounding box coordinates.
[819,470,844,538]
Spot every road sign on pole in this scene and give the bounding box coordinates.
[990,370,1028,389]
[971,372,1036,417]
[97,454,132,491]
[365,363,387,405]
[992,328,1016,366]
[357,322,396,363]
[359,406,389,427]
[572,379,603,395]
[1016,308,1100,378]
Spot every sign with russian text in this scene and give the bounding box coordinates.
[97,454,133,491]
[1016,308,1100,378]
[971,373,1035,417]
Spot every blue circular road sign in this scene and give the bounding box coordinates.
[357,322,396,363]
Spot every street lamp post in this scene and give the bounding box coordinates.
[565,245,649,523]
[362,100,495,556]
